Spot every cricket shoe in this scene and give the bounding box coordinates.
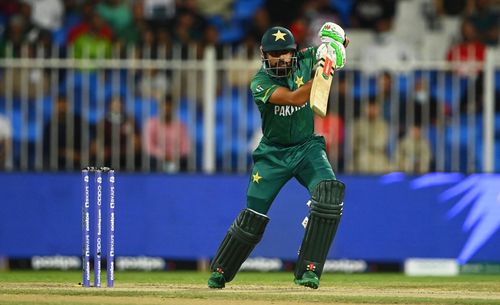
[294,271,319,289]
[208,270,226,289]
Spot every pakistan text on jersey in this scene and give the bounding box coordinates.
[274,104,307,117]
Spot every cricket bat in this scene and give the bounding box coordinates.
[309,54,335,117]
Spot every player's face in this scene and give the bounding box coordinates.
[267,51,293,66]
[266,50,293,77]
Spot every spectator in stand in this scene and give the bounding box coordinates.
[0,14,29,57]
[137,26,155,56]
[331,72,361,120]
[0,15,49,99]
[143,0,176,24]
[172,1,207,46]
[0,13,29,92]
[142,95,191,172]
[396,106,432,174]
[105,0,148,48]
[67,4,113,59]
[376,71,396,123]
[375,71,409,156]
[35,27,54,54]
[351,0,396,29]
[96,0,134,45]
[423,0,473,30]
[137,26,172,58]
[247,8,271,45]
[138,67,171,101]
[42,95,92,170]
[467,0,499,46]
[227,32,261,87]
[0,114,12,170]
[172,9,200,54]
[352,97,391,173]
[62,0,86,18]
[23,0,64,32]
[199,23,222,58]
[67,3,109,44]
[16,1,37,43]
[156,27,171,50]
[414,77,440,123]
[460,72,488,114]
[360,17,416,75]
[91,96,142,170]
[446,19,486,76]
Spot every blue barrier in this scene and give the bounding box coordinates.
[0,172,499,264]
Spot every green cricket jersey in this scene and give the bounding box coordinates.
[250,47,318,146]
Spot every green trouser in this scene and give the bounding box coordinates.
[247,135,335,214]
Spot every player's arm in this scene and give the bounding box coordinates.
[268,81,313,106]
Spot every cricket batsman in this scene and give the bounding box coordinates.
[208,23,348,289]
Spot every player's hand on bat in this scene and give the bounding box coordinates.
[316,41,346,70]
[317,22,348,70]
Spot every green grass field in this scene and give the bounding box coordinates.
[1,271,499,305]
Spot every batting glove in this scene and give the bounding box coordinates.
[318,22,348,47]
[316,41,346,70]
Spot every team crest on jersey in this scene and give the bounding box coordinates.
[294,76,304,88]
[256,84,264,93]
[274,104,306,117]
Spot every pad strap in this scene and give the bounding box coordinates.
[210,208,269,282]
[295,180,345,280]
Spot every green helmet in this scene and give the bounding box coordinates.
[260,26,298,78]
[261,26,297,52]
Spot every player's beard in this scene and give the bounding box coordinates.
[262,53,297,78]
[264,57,297,78]
[272,59,292,77]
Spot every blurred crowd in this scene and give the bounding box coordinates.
[0,0,498,173]
[0,0,496,57]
